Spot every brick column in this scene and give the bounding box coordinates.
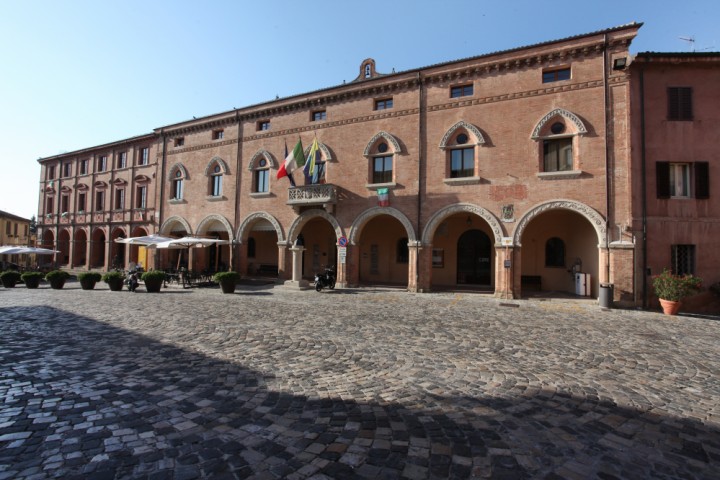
[609,241,636,306]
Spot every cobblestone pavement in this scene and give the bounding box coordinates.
[1,282,719,480]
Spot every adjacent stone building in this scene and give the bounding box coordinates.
[35,23,719,310]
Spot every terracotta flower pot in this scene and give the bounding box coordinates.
[659,298,681,315]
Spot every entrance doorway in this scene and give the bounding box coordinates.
[456,229,491,285]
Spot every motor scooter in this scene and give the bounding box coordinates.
[314,266,336,292]
[126,271,139,292]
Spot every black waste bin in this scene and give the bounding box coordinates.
[599,283,614,309]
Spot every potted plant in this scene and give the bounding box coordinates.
[102,271,125,291]
[214,271,240,294]
[652,268,702,315]
[77,271,102,290]
[141,270,166,293]
[0,271,21,288]
[21,271,44,289]
[45,270,70,290]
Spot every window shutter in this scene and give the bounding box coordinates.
[694,162,709,199]
[656,162,670,199]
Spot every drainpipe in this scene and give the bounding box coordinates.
[639,66,648,309]
[603,35,611,283]
[157,130,167,269]
[234,111,242,271]
[416,72,423,292]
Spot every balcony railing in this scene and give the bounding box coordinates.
[287,184,337,212]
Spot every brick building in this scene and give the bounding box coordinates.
[35,23,719,309]
[630,52,720,311]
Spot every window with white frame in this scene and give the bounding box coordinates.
[139,147,149,165]
[255,158,269,193]
[136,185,147,209]
[210,164,223,196]
[172,171,184,199]
[449,133,475,178]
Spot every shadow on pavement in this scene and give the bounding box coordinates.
[0,306,717,479]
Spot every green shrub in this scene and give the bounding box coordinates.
[20,271,44,289]
[1,270,22,287]
[77,272,102,282]
[652,268,702,302]
[20,272,44,282]
[213,271,240,283]
[141,270,167,282]
[45,270,70,282]
[102,271,125,283]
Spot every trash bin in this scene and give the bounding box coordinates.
[599,283,614,309]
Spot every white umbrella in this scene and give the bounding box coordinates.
[0,246,59,255]
[153,236,229,249]
[114,234,176,246]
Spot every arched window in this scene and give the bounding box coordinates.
[439,121,484,184]
[255,158,269,193]
[167,164,188,201]
[532,108,587,175]
[545,237,566,267]
[209,164,223,196]
[364,131,402,187]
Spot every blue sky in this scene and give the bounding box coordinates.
[1,0,717,221]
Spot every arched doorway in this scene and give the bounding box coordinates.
[298,217,336,279]
[457,229,492,285]
[110,228,126,269]
[129,226,149,269]
[58,229,71,266]
[158,216,191,271]
[243,218,279,276]
[357,215,409,287]
[196,215,233,274]
[73,229,88,268]
[519,209,599,296]
[91,229,106,268]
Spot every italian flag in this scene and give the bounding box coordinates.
[277,138,305,185]
[377,187,389,207]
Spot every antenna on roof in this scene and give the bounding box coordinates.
[679,36,696,52]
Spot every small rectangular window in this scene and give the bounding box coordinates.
[542,68,571,83]
[61,195,69,213]
[114,189,125,210]
[255,170,269,193]
[46,197,54,215]
[79,159,88,175]
[374,98,393,110]
[669,163,691,198]
[98,156,107,172]
[311,110,327,121]
[174,137,185,147]
[671,244,695,275]
[48,166,56,180]
[62,163,71,177]
[372,156,393,184]
[668,87,693,121]
[212,129,224,140]
[139,147,149,165]
[5,222,10,235]
[543,138,573,172]
[450,148,474,178]
[78,192,86,212]
[136,186,147,208]
[117,152,127,169]
[257,121,271,131]
[211,175,222,196]
[95,191,104,211]
[450,85,473,98]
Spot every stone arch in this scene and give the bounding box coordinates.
[512,199,607,246]
[237,211,285,243]
[531,108,587,139]
[348,207,416,246]
[110,226,127,238]
[159,215,192,235]
[422,203,504,246]
[286,209,343,246]
[167,162,189,181]
[247,150,277,171]
[204,156,230,176]
[363,131,402,157]
[196,214,234,241]
[439,121,486,149]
